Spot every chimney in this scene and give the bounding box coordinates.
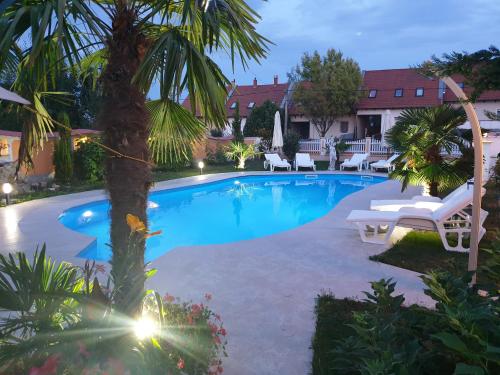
[253,77,257,88]
[273,75,278,86]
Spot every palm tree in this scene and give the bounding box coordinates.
[225,141,259,169]
[0,0,269,315]
[386,105,469,197]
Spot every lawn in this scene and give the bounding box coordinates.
[1,158,332,207]
[311,294,369,375]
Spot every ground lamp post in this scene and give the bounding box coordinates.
[198,161,205,175]
[2,182,13,205]
[441,76,483,284]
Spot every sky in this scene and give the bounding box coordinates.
[190,0,500,89]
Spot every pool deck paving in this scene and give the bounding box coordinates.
[0,171,431,375]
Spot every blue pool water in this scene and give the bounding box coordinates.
[59,174,385,261]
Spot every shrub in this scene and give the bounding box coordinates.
[282,132,300,160]
[73,141,105,182]
[0,216,227,375]
[329,253,500,375]
[53,112,73,184]
[210,128,223,137]
[206,145,228,165]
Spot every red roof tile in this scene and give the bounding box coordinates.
[358,69,441,109]
[182,81,289,118]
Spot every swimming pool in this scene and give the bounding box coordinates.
[59,174,385,261]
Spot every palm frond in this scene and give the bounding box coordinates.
[147,99,206,164]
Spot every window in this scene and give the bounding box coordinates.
[415,87,424,97]
[247,102,255,109]
[0,140,9,157]
[368,89,377,98]
[340,121,349,133]
[458,82,465,89]
[230,102,237,109]
[496,109,500,118]
[394,88,403,97]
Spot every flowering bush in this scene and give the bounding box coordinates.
[0,215,227,375]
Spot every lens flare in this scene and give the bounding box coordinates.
[133,316,158,340]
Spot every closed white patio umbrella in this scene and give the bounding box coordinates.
[0,86,31,105]
[272,111,283,150]
[381,109,393,144]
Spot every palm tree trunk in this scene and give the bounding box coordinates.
[99,5,151,316]
[426,145,442,197]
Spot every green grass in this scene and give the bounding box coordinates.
[311,294,370,375]
[370,231,493,280]
[2,158,332,207]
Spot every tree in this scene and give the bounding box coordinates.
[243,100,280,143]
[386,105,470,197]
[424,46,500,101]
[53,112,73,184]
[0,1,269,315]
[291,49,362,137]
[231,101,244,143]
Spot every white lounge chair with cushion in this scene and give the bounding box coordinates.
[264,153,291,172]
[370,183,479,211]
[340,153,369,171]
[347,188,488,252]
[295,153,316,171]
[370,154,399,172]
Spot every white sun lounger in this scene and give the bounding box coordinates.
[340,153,369,171]
[370,183,486,212]
[295,153,316,171]
[264,153,291,172]
[370,154,399,172]
[347,188,488,252]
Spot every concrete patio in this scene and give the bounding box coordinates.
[0,172,431,375]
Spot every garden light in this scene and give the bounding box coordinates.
[2,182,13,205]
[133,316,158,340]
[198,161,205,175]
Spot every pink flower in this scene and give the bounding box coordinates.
[218,327,227,336]
[191,304,202,316]
[214,314,221,321]
[78,341,91,358]
[163,293,175,303]
[177,358,185,369]
[217,365,224,374]
[187,314,194,325]
[204,293,212,301]
[29,354,60,375]
[208,322,218,335]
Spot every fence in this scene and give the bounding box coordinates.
[299,138,464,157]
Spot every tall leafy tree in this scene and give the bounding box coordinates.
[425,46,500,101]
[243,99,279,141]
[291,49,362,137]
[0,0,269,315]
[386,105,469,197]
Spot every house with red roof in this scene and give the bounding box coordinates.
[183,75,292,135]
[288,68,500,142]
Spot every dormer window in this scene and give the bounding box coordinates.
[230,102,237,109]
[394,88,403,97]
[415,87,424,97]
[247,102,255,109]
[458,82,465,88]
[368,89,377,98]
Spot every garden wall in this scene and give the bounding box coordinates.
[192,136,259,161]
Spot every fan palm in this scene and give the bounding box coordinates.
[0,0,269,315]
[224,141,259,169]
[386,105,469,197]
